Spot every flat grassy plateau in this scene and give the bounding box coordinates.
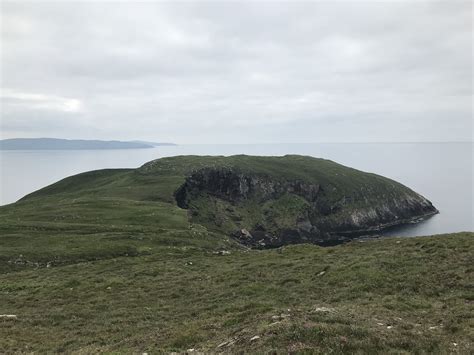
[0,155,472,353]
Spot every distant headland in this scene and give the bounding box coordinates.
[0,138,176,150]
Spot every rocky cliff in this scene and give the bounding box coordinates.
[174,160,438,248]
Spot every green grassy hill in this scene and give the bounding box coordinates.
[0,155,471,353]
[16,155,437,247]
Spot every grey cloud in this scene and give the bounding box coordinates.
[1,1,472,143]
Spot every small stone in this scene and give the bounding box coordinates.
[377,322,384,326]
[313,307,335,313]
[429,326,437,330]
[250,335,260,341]
[387,326,393,329]
[240,229,252,238]
[106,286,112,290]
[453,343,458,346]
[187,349,195,352]
[217,341,228,348]
[214,250,231,255]
[318,271,326,276]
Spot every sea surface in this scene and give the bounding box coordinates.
[1,143,472,237]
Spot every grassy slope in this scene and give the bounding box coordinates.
[0,233,472,353]
[0,155,472,353]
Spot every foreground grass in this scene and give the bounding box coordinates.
[1,232,472,353]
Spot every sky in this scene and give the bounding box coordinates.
[1,0,472,144]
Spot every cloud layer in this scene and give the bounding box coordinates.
[1,1,472,143]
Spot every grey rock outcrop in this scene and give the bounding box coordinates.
[175,166,438,248]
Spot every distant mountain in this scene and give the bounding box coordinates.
[131,140,177,146]
[0,138,174,150]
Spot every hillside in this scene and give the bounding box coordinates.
[0,155,471,353]
[19,155,437,246]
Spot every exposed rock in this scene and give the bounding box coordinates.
[217,341,229,348]
[174,159,438,248]
[312,307,335,313]
[240,229,252,238]
[213,250,231,256]
[175,167,320,208]
[268,321,282,327]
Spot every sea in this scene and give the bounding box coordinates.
[1,142,472,237]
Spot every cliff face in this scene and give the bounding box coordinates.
[175,166,438,248]
[175,167,321,207]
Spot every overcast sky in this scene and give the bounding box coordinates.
[1,1,472,143]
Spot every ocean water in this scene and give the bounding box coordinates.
[1,143,472,237]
